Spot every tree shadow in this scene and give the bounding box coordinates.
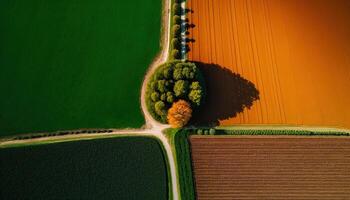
[190,62,260,126]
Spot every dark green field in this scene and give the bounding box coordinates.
[0,137,168,199]
[0,0,161,136]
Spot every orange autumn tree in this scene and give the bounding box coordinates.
[167,100,192,128]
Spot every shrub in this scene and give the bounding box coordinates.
[173,3,181,15]
[151,92,160,102]
[160,93,167,101]
[171,38,181,50]
[188,81,203,106]
[155,101,166,116]
[172,24,181,36]
[174,80,189,97]
[173,65,184,80]
[167,100,192,128]
[166,91,175,103]
[173,15,181,25]
[171,49,181,60]
[188,89,202,106]
[157,80,167,93]
[150,81,157,90]
[209,128,216,135]
[163,64,173,79]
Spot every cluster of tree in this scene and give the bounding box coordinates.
[171,0,183,59]
[146,60,205,126]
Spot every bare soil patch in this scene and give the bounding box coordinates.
[190,136,350,199]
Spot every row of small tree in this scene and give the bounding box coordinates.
[146,60,205,127]
[171,0,183,59]
[196,128,216,135]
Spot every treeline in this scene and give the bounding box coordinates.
[186,128,350,136]
[219,129,350,136]
[171,0,188,59]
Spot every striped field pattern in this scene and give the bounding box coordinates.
[189,136,350,199]
[187,0,350,129]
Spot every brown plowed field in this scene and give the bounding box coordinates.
[187,0,350,128]
[190,136,350,199]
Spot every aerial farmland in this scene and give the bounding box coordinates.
[0,0,161,136]
[1,0,350,199]
[190,136,350,199]
[187,0,350,128]
[0,137,168,199]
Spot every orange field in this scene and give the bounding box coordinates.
[187,0,350,129]
[190,136,350,199]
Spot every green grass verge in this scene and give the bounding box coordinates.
[190,126,350,136]
[0,136,168,199]
[165,128,196,200]
[0,0,161,136]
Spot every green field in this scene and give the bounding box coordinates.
[0,137,168,199]
[0,0,161,136]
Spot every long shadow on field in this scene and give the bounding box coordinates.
[190,62,260,126]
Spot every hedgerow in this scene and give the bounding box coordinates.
[170,0,184,60]
[12,129,114,140]
[190,128,350,136]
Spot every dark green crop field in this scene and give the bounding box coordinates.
[0,137,168,199]
[0,0,161,136]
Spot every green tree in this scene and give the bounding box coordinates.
[150,81,157,90]
[154,101,166,116]
[173,67,183,80]
[189,81,202,106]
[155,70,164,80]
[174,80,189,97]
[173,3,181,15]
[182,67,191,79]
[163,65,173,79]
[160,93,167,101]
[188,89,202,106]
[166,91,175,103]
[157,80,167,93]
[151,92,160,102]
[190,81,201,90]
[171,38,181,50]
[167,95,174,103]
[172,24,181,36]
[173,15,181,25]
[171,49,180,60]
[209,128,216,135]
